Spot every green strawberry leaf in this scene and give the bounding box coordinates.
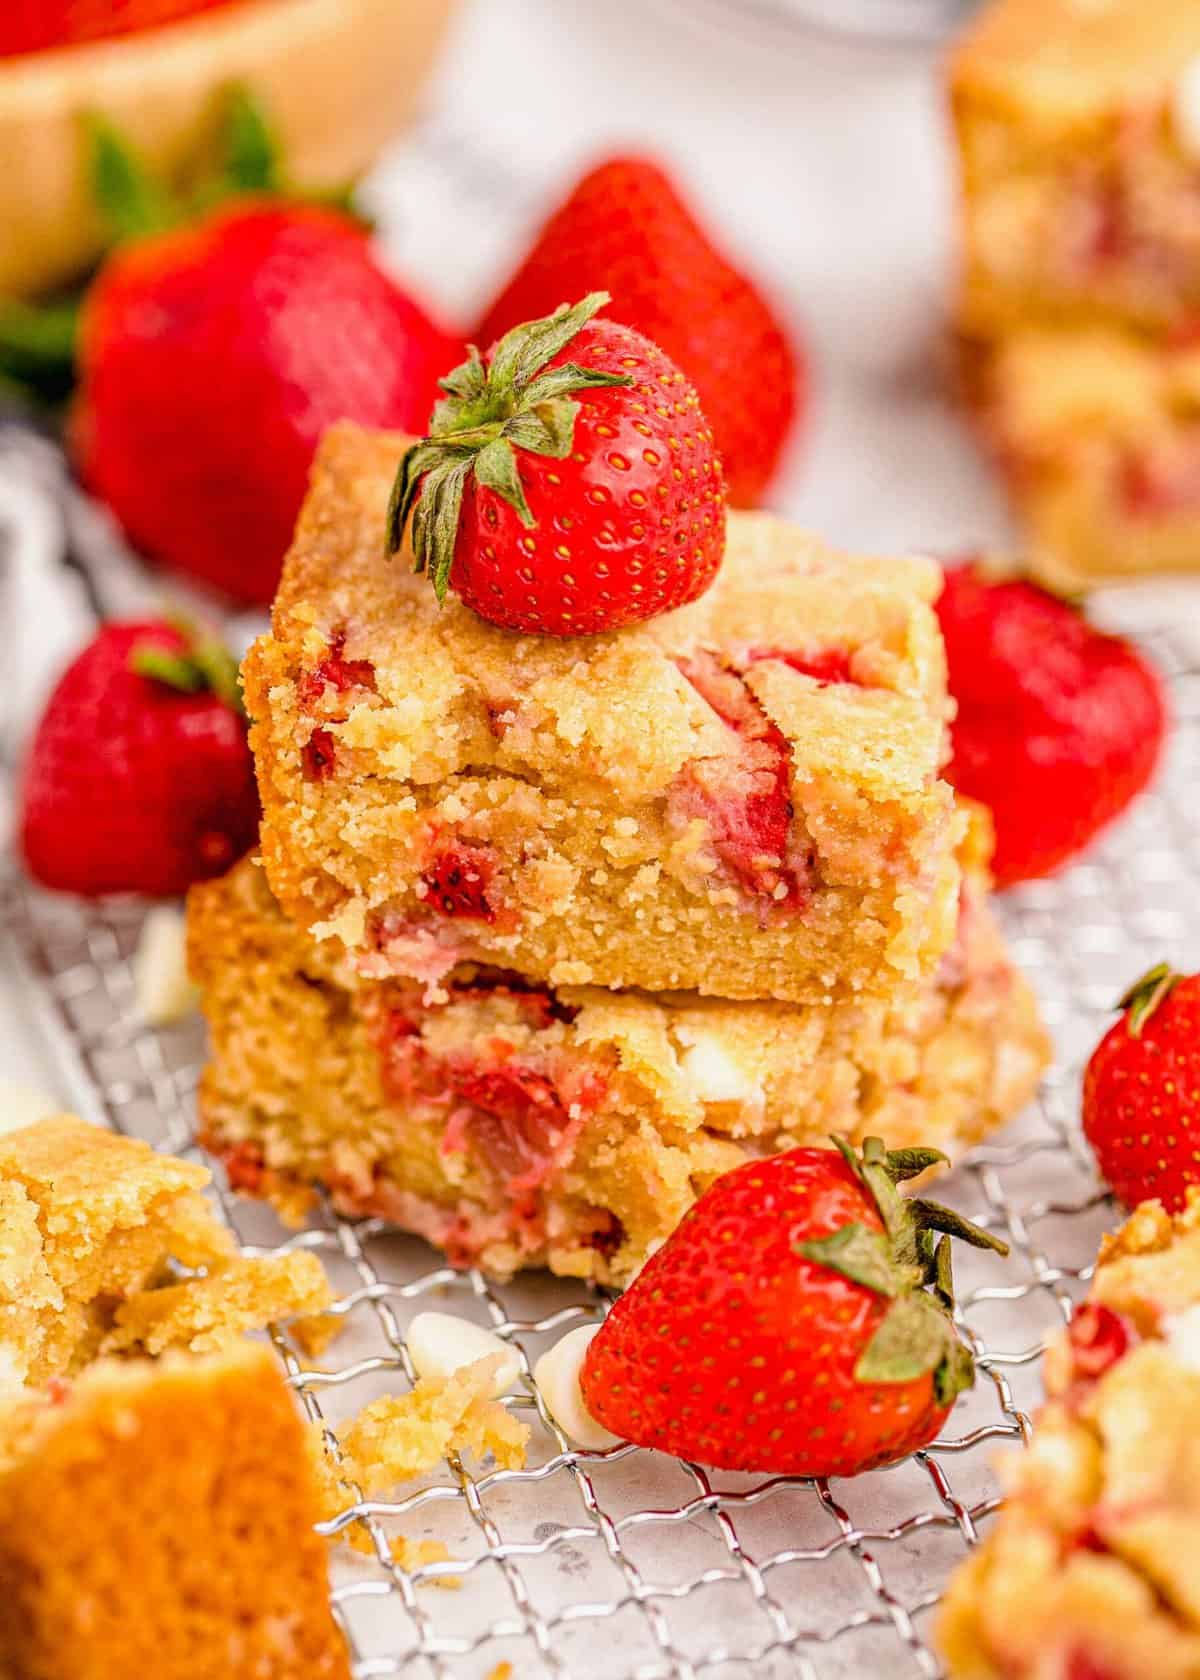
[88,114,181,243]
[855,1292,960,1387]
[0,295,81,405]
[218,84,282,194]
[385,293,634,596]
[796,1223,904,1297]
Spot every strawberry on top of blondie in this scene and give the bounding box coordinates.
[244,423,962,1005]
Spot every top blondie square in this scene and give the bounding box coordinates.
[244,423,964,1005]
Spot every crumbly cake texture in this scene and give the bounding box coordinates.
[0,1116,333,1386]
[950,0,1200,334]
[313,1352,528,1551]
[965,321,1200,589]
[244,422,962,1005]
[0,1343,351,1680]
[188,832,1048,1286]
[939,1191,1200,1679]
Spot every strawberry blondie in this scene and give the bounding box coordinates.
[0,1345,350,1680]
[939,1193,1200,1680]
[243,423,962,1006]
[188,825,1048,1287]
[950,0,1200,335]
[966,321,1200,588]
[0,1116,332,1388]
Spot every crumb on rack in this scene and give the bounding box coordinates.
[101,1249,336,1357]
[311,1354,529,1560]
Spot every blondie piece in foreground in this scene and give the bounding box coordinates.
[189,833,1048,1286]
[0,1116,332,1387]
[939,1193,1200,1679]
[951,0,1200,335]
[0,1344,350,1680]
[967,321,1200,588]
[244,424,961,1005]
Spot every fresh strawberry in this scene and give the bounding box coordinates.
[386,292,726,635]
[20,619,258,897]
[1082,964,1200,1212]
[936,564,1167,888]
[580,1137,1006,1475]
[0,0,236,56]
[474,157,802,508]
[75,203,461,605]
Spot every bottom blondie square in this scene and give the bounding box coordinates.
[939,1195,1200,1680]
[966,322,1200,588]
[0,1344,350,1680]
[189,824,1049,1287]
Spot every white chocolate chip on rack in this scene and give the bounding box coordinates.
[1174,55,1200,163]
[133,906,200,1026]
[533,1325,620,1450]
[407,1312,521,1397]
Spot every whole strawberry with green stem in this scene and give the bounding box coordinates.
[20,619,259,897]
[581,1137,1006,1476]
[1083,964,1200,1212]
[386,291,727,636]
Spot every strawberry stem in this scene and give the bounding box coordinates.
[796,1136,1008,1404]
[1118,961,1181,1038]
[129,624,245,717]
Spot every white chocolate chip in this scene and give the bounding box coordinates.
[1174,56,1200,162]
[1163,1302,1200,1371]
[133,906,199,1026]
[0,1342,27,1397]
[0,1081,59,1135]
[533,1324,620,1450]
[674,1027,759,1105]
[407,1312,521,1396]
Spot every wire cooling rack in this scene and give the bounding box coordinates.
[2,597,1199,1680]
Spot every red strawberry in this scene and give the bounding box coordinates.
[475,157,802,508]
[1082,964,1200,1212]
[75,203,461,605]
[0,0,236,56]
[20,619,258,897]
[936,564,1167,888]
[580,1137,1006,1476]
[386,292,726,636]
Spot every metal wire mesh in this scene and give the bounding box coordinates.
[2,598,1199,1680]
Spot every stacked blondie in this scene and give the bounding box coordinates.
[190,422,1048,1284]
[950,0,1200,587]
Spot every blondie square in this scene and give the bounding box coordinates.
[0,1116,332,1387]
[244,424,962,1005]
[950,0,1200,335]
[938,1193,1200,1679]
[188,823,1048,1286]
[0,1344,350,1680]
[966,320,1200,588]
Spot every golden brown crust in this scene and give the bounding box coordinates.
[189,847,1048,1286]
[245,423,962,1004]
[0,1345,350,1680]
